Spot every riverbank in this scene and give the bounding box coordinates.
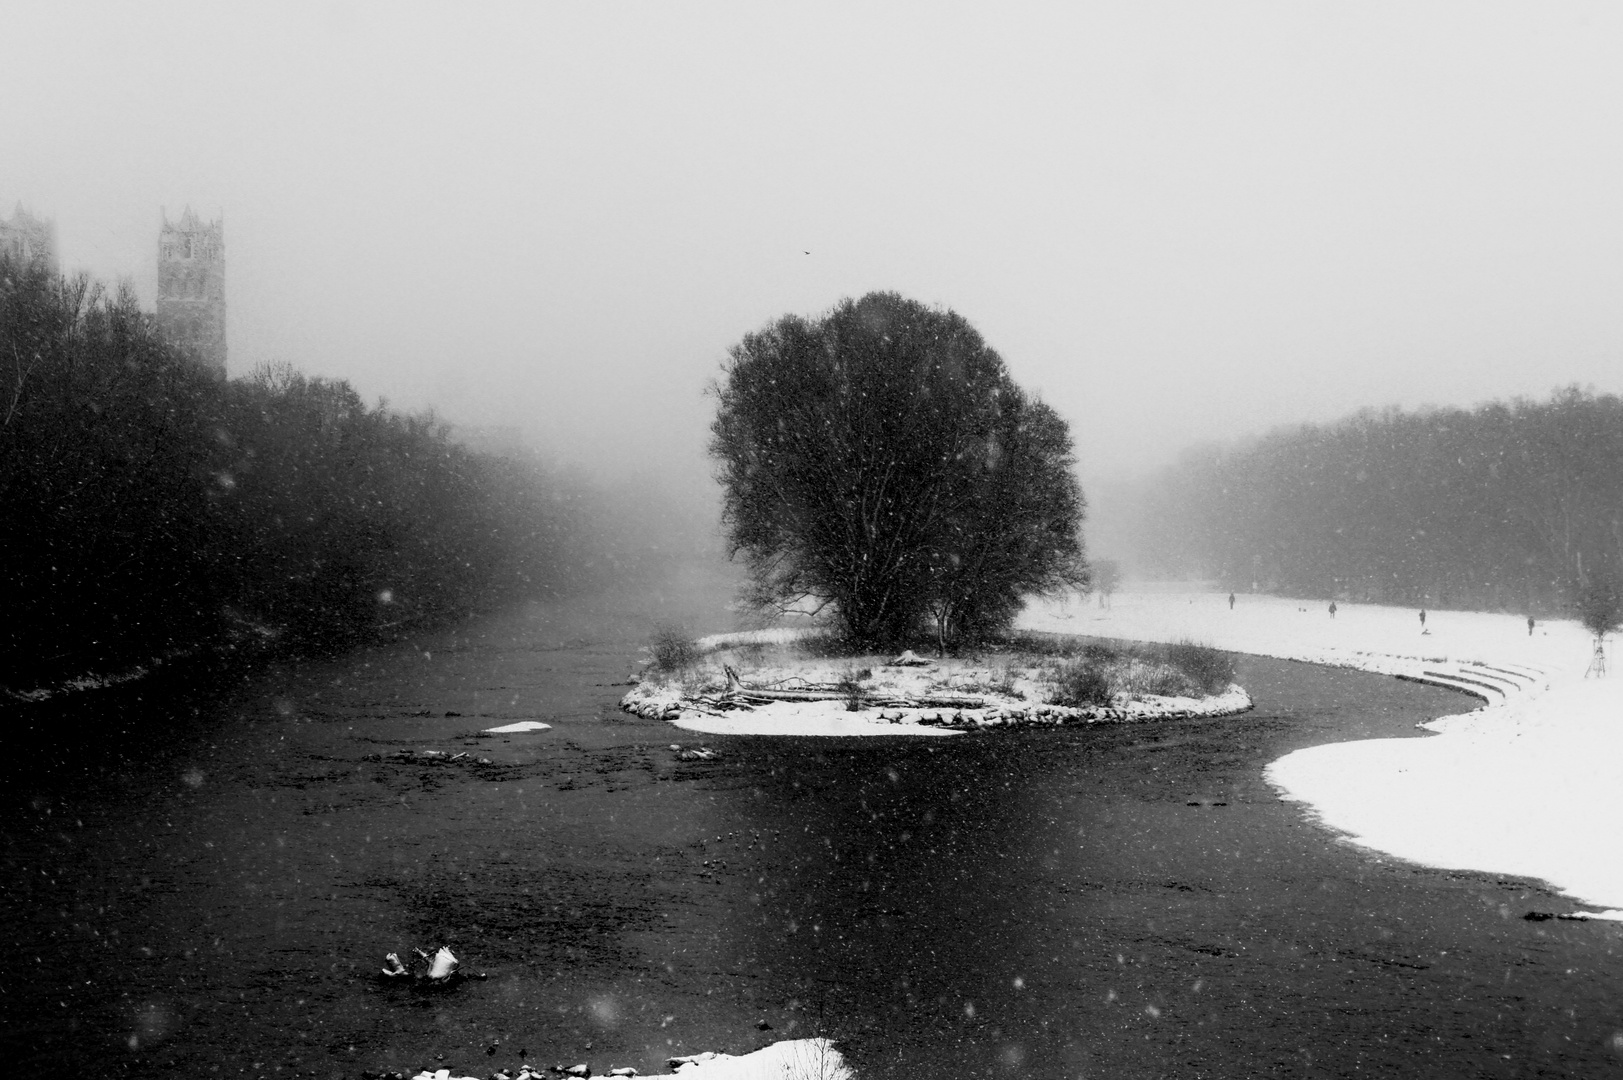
[401,1038,851,1080]
[1018,589,1623,917]
[12,588,1623,1077]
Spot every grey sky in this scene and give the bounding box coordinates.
[5,2,1621,498]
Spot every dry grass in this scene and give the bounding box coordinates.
[648,624,701,673]
[1042,657,1112,706]
[636,629,1235,710]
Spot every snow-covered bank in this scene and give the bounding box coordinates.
[621,628,1252,737]
[1018,590,1623,916]
[403,1038,852,1080]
[1,644,201,703]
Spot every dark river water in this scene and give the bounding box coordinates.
[5,582,1622,1079]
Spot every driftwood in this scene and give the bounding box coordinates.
[720,665,985,710]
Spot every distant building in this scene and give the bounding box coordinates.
[157,207,226,376]
[0,204,58,274]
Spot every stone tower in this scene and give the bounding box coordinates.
[0,204,58,274]
[157,207,226,376]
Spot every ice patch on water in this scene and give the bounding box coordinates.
[484,721,551,733]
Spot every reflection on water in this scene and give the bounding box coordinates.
[720,736,1081,1073]
[6,589,1622,1078]
[693,664,1623,1079]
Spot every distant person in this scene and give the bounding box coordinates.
[1528,615,1536,636]
[1419,609,1428,633]
[1228,593,1236,610]
[1329,601,1337,619]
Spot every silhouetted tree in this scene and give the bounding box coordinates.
[0,258,219,686]
[1091,558,1122,608]
[0,257,615,698]
[710,291,1086,648]
[1574,562,1623,639]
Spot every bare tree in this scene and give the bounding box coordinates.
[1574,560,1623,677]
[1090,558,1122,608]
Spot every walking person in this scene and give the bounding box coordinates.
[1528,615,1535,636]
[1419,609,1427,633]
[1229,593,1236,610]
[1329,601,1337,619]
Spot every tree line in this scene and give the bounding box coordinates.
[1,256,615,695]
[1128,388,1623,615]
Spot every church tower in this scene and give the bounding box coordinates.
[0,204,58,274]
[157,207,226,376]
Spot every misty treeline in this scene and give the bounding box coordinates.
[1,258,643,693]
[1130,389,1623,615]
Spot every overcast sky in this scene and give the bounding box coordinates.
[5,2,1622,500]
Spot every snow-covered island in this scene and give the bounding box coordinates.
[1019,588,1623,920]
[625,590,1621,919]
[620,627,1252,737]
[396,1038,853,1080]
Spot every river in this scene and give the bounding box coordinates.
[5,581,1622,1079]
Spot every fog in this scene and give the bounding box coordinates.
[6,2,1623,520]
[11,10,1623,1074]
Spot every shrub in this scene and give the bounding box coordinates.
[1045,658,1112,707]
[999,630,1087,658]
[649,625,700,673]
[987,662,1022,699]
[1081,641,1120,663]
[835,666,870,711]
[794,629,862,659]
[680,666,720,699]
[1119,659,1196,697]
[1163,639,1235,694]
[730,641,768,670]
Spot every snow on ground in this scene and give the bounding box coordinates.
[1018,589,1623,917]
[659,1039,852,1079]
[653,695,968,738]
[409,1038,852,1080]
[622,628,1251,737]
